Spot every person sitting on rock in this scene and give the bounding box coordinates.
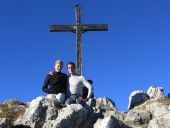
[42,60,67,104]
[65,62,93,105]
[82,79,94,99]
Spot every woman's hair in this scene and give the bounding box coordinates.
[55,60,63,66]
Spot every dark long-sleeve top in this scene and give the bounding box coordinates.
[42,71,67,94]
[82,86,94,99]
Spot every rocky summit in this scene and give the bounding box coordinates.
[0,86,170,128]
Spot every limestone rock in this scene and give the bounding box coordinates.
[128,90,149,110]
[124,109,151,128]
[94,115,119,128]
[147,86,165,99]
[0,118,12,128]
[14,96,47,127]
[1,86,170,128]
[148,113,170,128]
[43,104,88,128]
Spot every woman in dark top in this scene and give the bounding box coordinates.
[42,60,67,103]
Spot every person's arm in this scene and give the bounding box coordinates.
[42,71,53,93]
[63,74,68,95]
[48,71,53,76]
[81,76,93,99]
[42,75,51,93]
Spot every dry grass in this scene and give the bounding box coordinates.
[0,99,26,122]
[136,97,170,110]
[3,99,26,105]
[158,98,170,105]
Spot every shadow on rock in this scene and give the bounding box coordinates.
[10,124,31,128]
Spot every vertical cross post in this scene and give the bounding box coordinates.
[75,5,82,75]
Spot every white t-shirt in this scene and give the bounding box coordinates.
[67,74,93,98]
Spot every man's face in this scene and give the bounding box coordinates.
[67,64,75,75]
[54,63,63,72]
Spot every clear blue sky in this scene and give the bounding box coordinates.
[1,0,170,111]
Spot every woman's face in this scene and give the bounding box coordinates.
[54,63,63,72]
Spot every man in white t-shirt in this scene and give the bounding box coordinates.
[65,62,93,105]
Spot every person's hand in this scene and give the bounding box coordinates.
[78,97,87,102]
[48,71,53,76]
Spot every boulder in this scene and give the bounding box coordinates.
[128,90,149,110]
[147,86,165,99]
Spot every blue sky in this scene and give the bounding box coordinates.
[0,0,170,111]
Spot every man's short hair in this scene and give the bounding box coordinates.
[67,62,76,68]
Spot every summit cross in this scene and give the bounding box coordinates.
[49,4,108,75]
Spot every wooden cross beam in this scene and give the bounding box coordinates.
[49,4,108,75]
